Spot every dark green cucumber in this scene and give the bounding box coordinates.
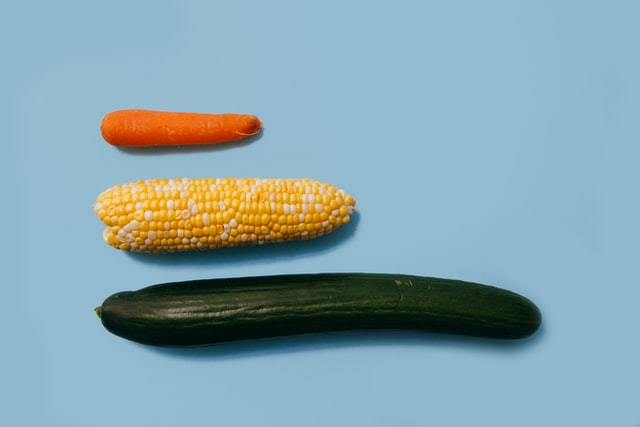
[96,273,542,347]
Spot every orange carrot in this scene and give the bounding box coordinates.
[100,109,262,147]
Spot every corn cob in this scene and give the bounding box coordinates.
[94,177,356,252]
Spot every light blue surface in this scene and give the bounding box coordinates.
[3,1,639,425]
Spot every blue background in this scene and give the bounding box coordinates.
[2,1,639,425]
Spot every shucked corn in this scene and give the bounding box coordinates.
[94,177,356,252]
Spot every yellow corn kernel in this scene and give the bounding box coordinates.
[94,177,356,253]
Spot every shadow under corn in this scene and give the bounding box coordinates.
[125,211,360,267]
[138,324,546,362]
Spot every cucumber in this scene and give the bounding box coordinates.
[96,273,541,347]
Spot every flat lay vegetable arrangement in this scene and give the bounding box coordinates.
[94,108,542,348]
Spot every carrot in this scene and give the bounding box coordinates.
[100,109,262,147]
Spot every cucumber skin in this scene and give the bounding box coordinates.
[98,273,542,347]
